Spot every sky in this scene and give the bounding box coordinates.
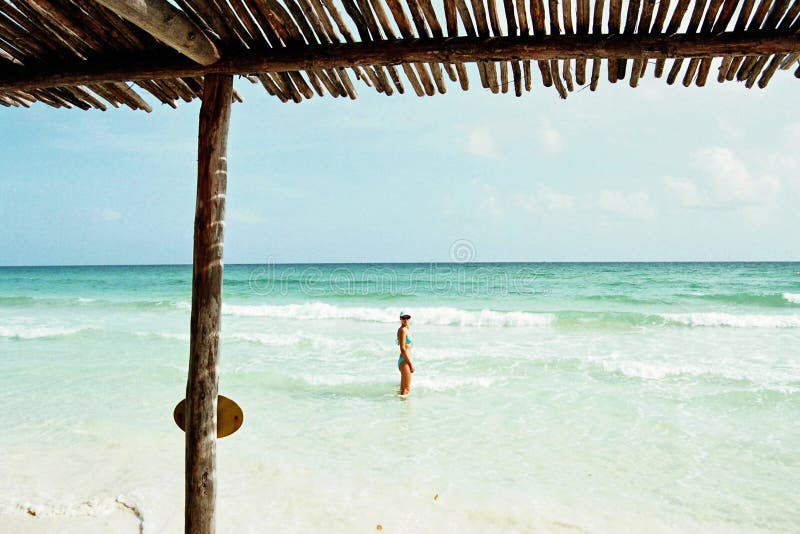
[1,64,799,265]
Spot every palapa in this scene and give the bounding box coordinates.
[0,0,798,109]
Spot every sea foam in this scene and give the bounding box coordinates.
[295,373,494,391]
[784,292,800,304]
[660,312,800,328]
[0,325,86,339]
[220,302,554,327]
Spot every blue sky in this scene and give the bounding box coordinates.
[1,67,798,265]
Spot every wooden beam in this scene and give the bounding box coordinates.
[185,73,233,534]
[92,0,220,65]
[0,32,798,91]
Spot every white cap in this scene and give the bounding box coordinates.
[399,311,411,319]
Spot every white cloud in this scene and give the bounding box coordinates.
[766,123,800,193]
[517,185,574,212]
[467,127,498,159]
[693,147,760,204]
[98,208,122,222]
[597,191,655,219]
[765,152,799,192]
[479,183,502,217]
[537,119,563,153]
[717,119,745,138]
[784,122,800,142]
[664,176,705,207]
[542,187,574,210]
[228,209,266,224]
[665,147,782,210]
[776,124,800,191]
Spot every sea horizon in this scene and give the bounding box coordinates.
[4,259,800,268]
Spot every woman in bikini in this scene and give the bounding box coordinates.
[397,312,415,395]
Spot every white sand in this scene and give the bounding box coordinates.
[1,505,140,533]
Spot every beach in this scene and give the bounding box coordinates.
[1,262,799,532]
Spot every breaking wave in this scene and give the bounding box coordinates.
[220,302,555,327]
[660,312,800,328]
[0,325,88,340]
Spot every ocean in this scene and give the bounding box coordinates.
[1,262,798,532]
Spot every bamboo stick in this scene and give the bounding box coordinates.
[697,1,733,86]
[757,52,786,85]
[735,0,776,79]
[607,0,621,82]
[110,81,152,110]
[544,0,558,33]
[321,0,357,42]
[721,0,756,79]
[335,67,359,98]
[401,63,425,94]
[503,0,522,93]
[531,0,553,86]
[86,83,123,107]
[780,51,799,68]
[740,0,795,83]
[357,0,385,38]
[630,0,656,85]
[562,57,573,90]
[487,0,503,35]
[684,0,722,86]
[550,58,567,97]
[563,0,574,33]
[308,0,341,42]
[257,73,289,102]
[382,0,433,92]
[516,0,532,89]
[341,0,374,40]
[655,0,690,77]
[667,0,709,85]
[185,0,239,44]
[617,0,641,80]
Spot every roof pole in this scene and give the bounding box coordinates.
[185,73,233,534]
[91,0,219,65]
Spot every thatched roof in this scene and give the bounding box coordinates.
[0,0,798,110]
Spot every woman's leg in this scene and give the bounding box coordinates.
[399,362,412,395]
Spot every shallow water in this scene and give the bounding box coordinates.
[1,263,799,532]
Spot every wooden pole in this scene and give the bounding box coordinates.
[92,0,220,65]
[185,73,233,534]
[0,32,797,91]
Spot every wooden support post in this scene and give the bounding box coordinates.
[185,73,233,534]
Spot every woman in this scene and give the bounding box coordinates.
[397,312,415,395]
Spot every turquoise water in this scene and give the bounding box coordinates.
[1,263,799,532]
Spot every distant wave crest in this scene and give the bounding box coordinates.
[221,302,555,327]
[784,293,800,305]
[584,291,800,307]
[0,325,87,340]
[660,312,800,328]
[217,303,800,329]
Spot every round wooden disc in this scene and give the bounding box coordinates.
[173,395,244,438]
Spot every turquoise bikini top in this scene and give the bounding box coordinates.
[397,332,412,345]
